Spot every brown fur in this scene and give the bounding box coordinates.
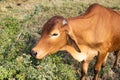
[32,3,120,80]
[42,16,65,34]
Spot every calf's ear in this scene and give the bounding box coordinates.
[67,34,81,52]
[61,19,81,52]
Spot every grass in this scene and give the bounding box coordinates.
[0,0,120,80]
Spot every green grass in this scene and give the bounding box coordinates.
[0,0,120,80]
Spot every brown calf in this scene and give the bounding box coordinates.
[32,3,120,80]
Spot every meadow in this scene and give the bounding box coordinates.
[0,0,120,80]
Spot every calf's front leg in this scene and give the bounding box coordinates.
[81,60,90,80]
[94,51,108,80]
[81,50,97,80]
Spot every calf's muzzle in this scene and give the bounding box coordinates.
[31,50,37,57]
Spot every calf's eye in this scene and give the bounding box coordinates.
[52,33,58,36]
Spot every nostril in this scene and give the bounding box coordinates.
[31,50,37,57]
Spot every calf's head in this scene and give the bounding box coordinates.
[31,16,80,59]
